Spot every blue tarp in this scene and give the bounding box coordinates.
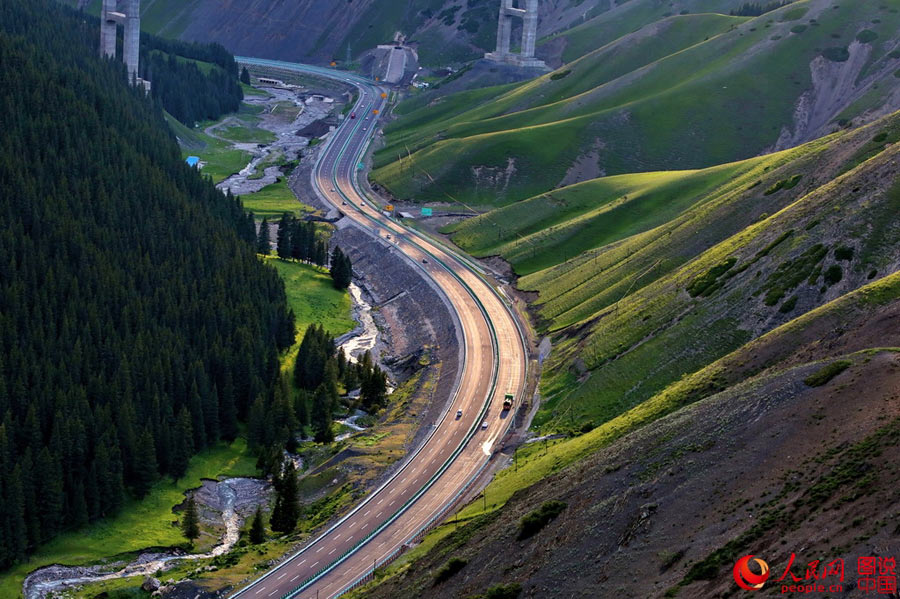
[186,156,200,167]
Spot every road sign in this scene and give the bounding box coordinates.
[421,207,433,217]
[384,204,394,212]
[357,162,364,170]
[380,92,387,98]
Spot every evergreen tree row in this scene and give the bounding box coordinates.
[67,6,244,126]
[0,0,293,570]
[330,246,353,290]
[730,1,792,16]
[271,213,329,267]
[141,49,244,126]
[141,33,239,78]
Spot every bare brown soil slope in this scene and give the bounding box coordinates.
[359,290,900,598]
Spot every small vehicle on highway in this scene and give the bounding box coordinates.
[350,113,356,119]
[481,421,488,430]
[330,188,335,192]
[422,258,428,264]
[456,409,463,419]
[341,201,347,206]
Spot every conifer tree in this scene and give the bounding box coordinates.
[276,213,293,259]
[132,428,158,498]
[330,246,352,289]
[249,507,265,544]
[295,389,310,430]
[35,448,64,543]
[240,66,251,85]
[257,217,270,255]
[270,460,301,534]
[311,385,335,444]
[171,409,194,482]
[181,495,200,545]
[219,374,238,442]
[314,241,327,267]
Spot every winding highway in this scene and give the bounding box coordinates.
[232,58,529,599]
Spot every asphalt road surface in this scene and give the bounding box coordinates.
[232,58,528,599]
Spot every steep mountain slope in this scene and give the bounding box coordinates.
[530,114,900,432]
[539,0,753,66]
[66,0,686,67]
[349,112,900,599]
[356,280,900,597]
[373,0,900,206]
[0,0,293,567]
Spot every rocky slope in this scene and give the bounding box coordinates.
[347,110,900,599]
[356,299,900,597]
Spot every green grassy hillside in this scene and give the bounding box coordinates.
[373,0,900,207]
[530,116,900,433]
[544,0,749,64]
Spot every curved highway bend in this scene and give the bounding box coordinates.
[233,58,528,599]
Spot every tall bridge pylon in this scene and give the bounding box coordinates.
[100,0,147,88]
[484,0,546,68]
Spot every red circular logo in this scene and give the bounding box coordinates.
[733,554,770,591]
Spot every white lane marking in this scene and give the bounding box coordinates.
[376,511,382,517]
[316,546,323,552]
[290,575,299,582]
[362,522,369,529]
[364,510,370,516]
[277,573,286,580]
[299,559,306,565]
[377,498,383,505]
[389,500,395,506]
[268,591,277,597]
[255,588,265,595]
[328,548,336,555]
[312,561,319,567]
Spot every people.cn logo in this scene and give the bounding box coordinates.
[734,555,771,591]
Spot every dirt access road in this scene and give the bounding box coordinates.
[231,59,529,599]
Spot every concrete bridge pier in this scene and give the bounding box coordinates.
[485,0,546,69]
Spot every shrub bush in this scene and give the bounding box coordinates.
[779,295,798,313]
[804,360,851,387]
[518,500,567,540]
[764,174,802,195]
[834,246,854,261]
[856,29,878,43]
[550,69,572,80]
[434,557,468,585]
[687,257,738,297]
[823,264,843,285]
[484,583,523,599]
[823,46,850,62]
